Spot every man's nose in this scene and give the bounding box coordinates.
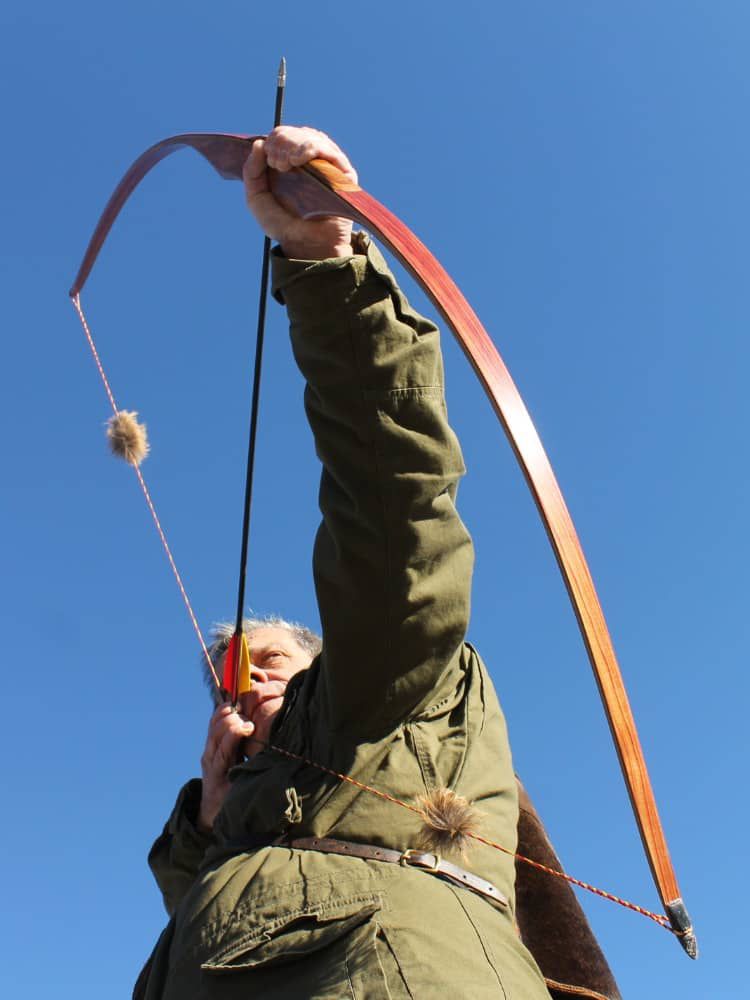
[239,667,270,717]
[250,664,270,685]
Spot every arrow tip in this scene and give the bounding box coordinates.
[277,57,286,86]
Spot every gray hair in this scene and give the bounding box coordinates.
[203,615,322,700]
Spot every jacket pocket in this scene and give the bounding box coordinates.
[202,895,380,971]
[200,895,406,999]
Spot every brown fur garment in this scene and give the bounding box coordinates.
[515,780,622,1000]
[106,410,149,465]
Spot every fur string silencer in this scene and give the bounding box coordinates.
[416,788,482,858]
[107,410,149,465]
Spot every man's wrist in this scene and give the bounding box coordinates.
[279,239,354,261]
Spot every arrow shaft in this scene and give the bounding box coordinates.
[229,62,287,702]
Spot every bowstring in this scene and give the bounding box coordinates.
[263,741,673,932]
[71,293,220,690]
[70,293,676,939]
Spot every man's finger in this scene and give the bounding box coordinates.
[301,133,357,182]
[243,139,267,182]
[205,704,241,755]
[265,127,358,183]
[215,720,254,768]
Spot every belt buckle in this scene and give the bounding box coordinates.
[400,848,441,872]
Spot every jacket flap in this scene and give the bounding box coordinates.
[202,895,381,973]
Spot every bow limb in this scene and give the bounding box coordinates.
[69,133,258,298]
[69,134,695,956]
[271,160,696,956]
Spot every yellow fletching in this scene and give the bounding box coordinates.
[237,632,252,695]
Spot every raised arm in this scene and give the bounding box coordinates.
[247,129,474,738]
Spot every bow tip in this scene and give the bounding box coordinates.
[680,930,698,960]
[666,899,698,959]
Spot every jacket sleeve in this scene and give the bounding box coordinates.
[147,778,214,916]
[272,236,474,738]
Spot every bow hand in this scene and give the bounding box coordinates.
[243,127,355,259]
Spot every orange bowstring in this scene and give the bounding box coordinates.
[264,742,672,931]
[71,294,220,690]
[71,291,674,935]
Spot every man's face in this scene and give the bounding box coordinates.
[238,626,312,754]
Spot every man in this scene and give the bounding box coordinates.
[136,128,595,999]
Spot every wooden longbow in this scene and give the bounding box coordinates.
[70,132,696,956]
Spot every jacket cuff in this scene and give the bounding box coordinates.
[271,233,399,321]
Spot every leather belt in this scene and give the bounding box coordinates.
[288,836,508,908]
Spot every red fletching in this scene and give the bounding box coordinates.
[222,634,239,695]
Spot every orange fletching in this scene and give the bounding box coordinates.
[222,632,252,700]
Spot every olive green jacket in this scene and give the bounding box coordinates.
[139,239,556,999]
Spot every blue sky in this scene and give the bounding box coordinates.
[1,2,746,996]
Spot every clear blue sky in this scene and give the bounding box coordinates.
[1,2,746,996]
